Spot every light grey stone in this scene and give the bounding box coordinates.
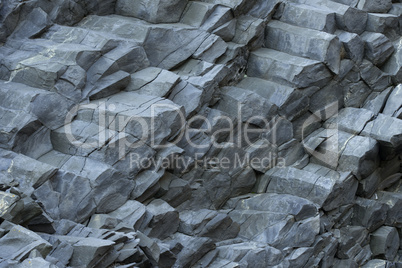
[357,0,392,13]
[181,1,216,27]
[293,0,368,34]
[370,226,399,260]
[324,107,375,135]
[383,84,402,117]
[0,225,52,261]
[212,19,236,42]
[361,113,402,159]
[236,77,308,120]
[232,16,265,48]
[362,87,393,115]
[247,48,333,88]
[145,199,179,240]
[215,86,278,127]
[366,13,398,34]
[193,34,228,63]
[336,226,369,260]
[352,197,388,231]
[376,191,402,228]
[168,233,215,268]
[280,3,336,33]
[201,5,233,32]
[265,20,341,73]
[336,31,364,64]
[144,26,210,70]
[126,67,180,98]
[116,0,188,23]
[360,60,391,91]
[361,32,395,66]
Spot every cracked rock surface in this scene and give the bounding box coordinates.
[0,0,401,267]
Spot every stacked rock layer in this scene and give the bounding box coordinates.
[0,0,401,267]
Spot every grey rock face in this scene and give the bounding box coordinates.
[0,0,401,266]
[116,0,188,23]
[247,48,333,88]
[265,20,341,73]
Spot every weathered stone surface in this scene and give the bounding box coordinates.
[265,20,341,73]
[382,39,402,84]
[382,84,402,118]
[116,0,188,23]
[279,3,336,33]
[247,48,333,88]
[363,87,392,115]
[360,60,391,92]
[324,108,375,134]
[357,0,392,13]
[236,77,307,120]
[1,0,402,266]
[361,113,402,159]
[370,226,399,260]
[215,86,278,127]
[352,197,388,232]
[336,226,370,260]
[293,0,368,34]
[360,32,394,66]
[335,30,364,64]
[144,199,180,240]
[0,225,52,261]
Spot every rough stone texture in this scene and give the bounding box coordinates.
[0,0,400,267]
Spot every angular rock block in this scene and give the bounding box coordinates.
[304,129,380,179]
[233,16,265,47]
[224,193,318,221]
[0,149,57,193]
[265,20,341,73]
[360,32,394,66]
[335,31,364,64]
[217,241,284,267]
[370,226,399,260]
[144,199,180,240]
[280,3,336,33]
[361,113,402,159]
[293,0,368,34]
[116,0,188,23]
[126,67,180,98]
[366,13,398,34]
[360,60,391,92]
[265,166,357,211]
[77,15,151,43]
[336,226,369,260]
[382,84,402,118]
[382,39,402,84]
[247,48,332,88]
[215,86,278,127]
[324,107,375,135]
[179,209,239,240]
[363,87,392,115]
[0,225,52,261]
[352,197,388,231]
[376,191,402,228]
[236,77,308,120]
[357,0,392,13]
[144,26,210,70]
[181,1,216,27]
